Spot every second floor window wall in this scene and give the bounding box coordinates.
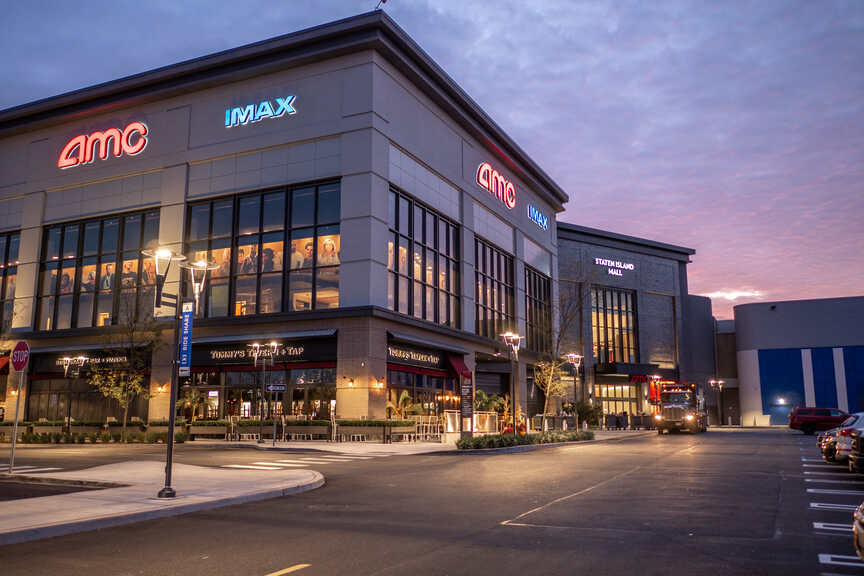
[474,238,514,340]
[525,266,552,353]
[38,211,160,331]
[591,286,638,364]
[0,232,20,333]
[186,181,340,318]
[386,188,460,329]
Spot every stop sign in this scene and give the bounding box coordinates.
[11,341,30,372]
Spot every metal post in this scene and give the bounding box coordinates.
[158,311,181,499]
[258,359,265,444]
[8,371,24,474]
[271,357,277,447]
[511,350,517,435]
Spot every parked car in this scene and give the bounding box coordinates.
[789,407,848,435]
[821,427,840,462]
[849,431,864,473]
[831,413,864,462]
[854,502,864,559]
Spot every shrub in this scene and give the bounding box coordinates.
[187,420,229,427]
[146,431,168,443]
[87,433,99,444]
[111,433,122,442]
[456,429,594,450]
[99,431,113,443]
[175,432,188,444]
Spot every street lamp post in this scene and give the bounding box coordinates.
[61,355,87,435]
[143,248,218,499]
[565,352,583,427]
[501,332,523,435]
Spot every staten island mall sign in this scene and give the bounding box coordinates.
[595,257,635,277]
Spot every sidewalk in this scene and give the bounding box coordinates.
[195,428,651,455]
[0,461,323,546]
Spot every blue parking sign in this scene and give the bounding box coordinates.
[178,301,193,377]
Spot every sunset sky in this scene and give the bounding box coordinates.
[2,1,861,319]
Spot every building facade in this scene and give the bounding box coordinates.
[557,223,715,418]
[734,297,864,426]
[0,12,567,426]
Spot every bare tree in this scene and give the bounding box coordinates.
[88,291,165,441]
[533,283,583,416]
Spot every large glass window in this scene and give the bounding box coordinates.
[186,182,339,317]
[0,232,20,333]
[474,238,514,339]
[37,212,158,331]
[386,188,459,328]
[525,266,551,353]
[591,286,638,363]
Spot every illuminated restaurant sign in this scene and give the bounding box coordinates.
[595,257,635,277]
[225,95,296,128]
[527,204,549,230]
[387,345,443,370]
[58,121,149,169]
[192,338,336,366]
[476,162,517,209]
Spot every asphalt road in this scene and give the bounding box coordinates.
[1,429,861,575]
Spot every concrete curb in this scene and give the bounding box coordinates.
[0,472,325,547]
[204,442,458,456]
[452,431,654,455]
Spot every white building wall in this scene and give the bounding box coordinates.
[737,349,770,426]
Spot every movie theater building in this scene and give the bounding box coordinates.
[0,11,567,425]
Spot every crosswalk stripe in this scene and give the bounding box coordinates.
[805,471,855,476]
[2,467,63,474]
[808,488,864,495]
[806,478,864,485]
[222,464,282,470]
[311,455,374,460]
[252,462,309,468]
[811,503,858,512]
[803,464,840,468]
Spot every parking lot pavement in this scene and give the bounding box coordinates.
[797,434,864,574]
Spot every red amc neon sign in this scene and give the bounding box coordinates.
[476,162,517,209]
[58,121,149,169]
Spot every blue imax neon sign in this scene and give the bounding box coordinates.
[224,95,296,128]
[527,204,549,231]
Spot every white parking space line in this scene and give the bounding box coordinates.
[252,462,309,468]
[808,488,864,495]
[803,457,827,462]
[804,463,843,468]
[806,478,864,485]
[819,554,864,568]
[806,471,856,476]
[813,522,852,532]
[811,503,859,512]
[221,464,282,470]
[277,459,332,464]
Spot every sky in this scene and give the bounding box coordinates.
[2,0,862,319]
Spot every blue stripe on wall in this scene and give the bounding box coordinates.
[759,348,805,417]
[844,346,864,413]
[812,347,837,408]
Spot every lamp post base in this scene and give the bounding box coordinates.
[157,486,176,499]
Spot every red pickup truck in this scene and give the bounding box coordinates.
[789,407,848,434]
